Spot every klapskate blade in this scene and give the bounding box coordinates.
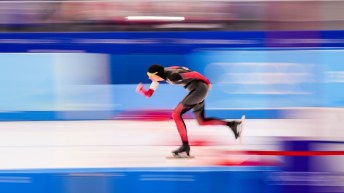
[166,154,195,159]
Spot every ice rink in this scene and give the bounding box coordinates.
[0,116,342,170]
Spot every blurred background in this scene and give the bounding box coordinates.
[0,0,344,31]
[0,0,343,193]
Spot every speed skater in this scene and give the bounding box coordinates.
[136,64,244,157]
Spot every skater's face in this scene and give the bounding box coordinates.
[147,73,164,82]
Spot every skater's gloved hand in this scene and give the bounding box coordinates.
[136,82,144,93]
[136,82,154,98]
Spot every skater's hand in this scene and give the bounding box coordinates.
[208,83,212,90]
[136,82,144,93]
[136,82,154,98]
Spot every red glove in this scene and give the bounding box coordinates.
[136,83,154,98]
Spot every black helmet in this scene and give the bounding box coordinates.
[147,64,166,79]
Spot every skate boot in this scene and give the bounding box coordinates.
[172,143,190,156]
[227,121,242,139]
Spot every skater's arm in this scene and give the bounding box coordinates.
[167,73,183,81]
[181,71,211,86]
[136,82,159,98]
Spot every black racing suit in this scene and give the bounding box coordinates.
[163,66,228,144]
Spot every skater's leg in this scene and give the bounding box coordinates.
[172,103,193,144]
[193,101,241,139]
[193,101,227,126]
[171,103,193,155]
[171,83,205,155]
